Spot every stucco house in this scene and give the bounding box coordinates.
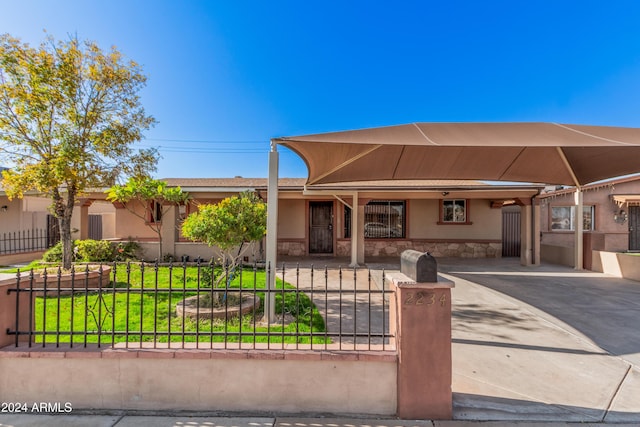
[539,174,640,268]
[2,176,544,265]
[74,177,542,264]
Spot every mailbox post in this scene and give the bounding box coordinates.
[389,250,454,420]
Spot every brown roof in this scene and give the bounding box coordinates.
[160,177,529,191]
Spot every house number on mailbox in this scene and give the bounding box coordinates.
[404,292,446,307]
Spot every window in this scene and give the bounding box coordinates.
[363,200,405,238]
[551,206,595,231]
[440,199,470,224]
[148,200,163,223]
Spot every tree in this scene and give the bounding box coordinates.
[0,33,157,269]
[106,177,189,260]
[181,191,267,288]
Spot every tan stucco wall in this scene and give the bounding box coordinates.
[409,199,501,240]
[0,355,396,415]
[278,199,305,239]
[113,205,157,239]
[0,196,49,234]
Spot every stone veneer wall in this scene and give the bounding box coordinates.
[277,240,306,256]
[337,239,501,258]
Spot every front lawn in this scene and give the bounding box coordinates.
[31,264,326,344]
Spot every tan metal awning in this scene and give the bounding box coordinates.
[274,122,640,187]
[612,195,640,207]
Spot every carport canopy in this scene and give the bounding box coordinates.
[273,122,640,187]
[263,122,640,320]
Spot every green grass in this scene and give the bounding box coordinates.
[32,265,327,344]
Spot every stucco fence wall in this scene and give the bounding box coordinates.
[590,251,640,282]
[0,348,396,415]
[541,244,575,268]
[0,250,45,266]
[0,269,454,418]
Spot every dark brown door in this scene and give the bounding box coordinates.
[630,206,640,251]
[309,201,333,254]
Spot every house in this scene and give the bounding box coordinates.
[539,174,640,267]
[78,177,543,264]
[2,176,544,264]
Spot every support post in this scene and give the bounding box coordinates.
[265,141,278,323]
[574,188,583,270]
[349,191,359,268]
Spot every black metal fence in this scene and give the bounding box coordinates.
[0,229,54,255]
[6,261,394,351]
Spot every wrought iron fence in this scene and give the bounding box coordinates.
[0,229,54,255]
[6,261,394,351]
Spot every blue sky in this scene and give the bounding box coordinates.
[2,1,640,179]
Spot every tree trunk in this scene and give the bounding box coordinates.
[54,187,76,270]
[60,213,73,269]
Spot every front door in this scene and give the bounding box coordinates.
[630,206,640,251]
[309,201,333,254]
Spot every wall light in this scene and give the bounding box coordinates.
[0,205,7,212]
[614,209,627,224]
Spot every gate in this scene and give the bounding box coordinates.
[502,208,521,257]
[630,206,640,251]
[88,214,103,240]
[46,215,60,248]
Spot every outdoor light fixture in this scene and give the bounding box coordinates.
[614,209,628,224]
[0,205,7,212]
[442,191,449,196]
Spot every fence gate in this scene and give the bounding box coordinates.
[502,208,521,257]
[630,206,640,251]
[88,215,103,240]
[46,215,60,248]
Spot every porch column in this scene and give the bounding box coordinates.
[520,203,532,266]
[265,141,278,323]
[357,200,366,265]
[349,191,359,267]
[162,205,177,259]
[533,199,541,265]
[574,188,583,270]
[74,199,92,240]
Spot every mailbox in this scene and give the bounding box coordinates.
[400,250,438,282]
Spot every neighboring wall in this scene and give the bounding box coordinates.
[0,196,49,234]
[540,179,639,266]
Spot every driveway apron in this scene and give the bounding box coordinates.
[439,258,640,423]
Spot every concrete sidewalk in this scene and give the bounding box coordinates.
[0,414,638,426]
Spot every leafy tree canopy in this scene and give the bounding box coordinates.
[182,191,267,256]
[106,177,189,259]
[0,33,158,268]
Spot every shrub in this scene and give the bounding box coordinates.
[75,239,114,262]
[42,241,67,262]
[113,240,141,261]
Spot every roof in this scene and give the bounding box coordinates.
[160,177,541,191]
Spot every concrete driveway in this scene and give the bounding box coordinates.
[437,258,640,423]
